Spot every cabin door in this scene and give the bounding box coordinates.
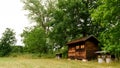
[75,45,80,59]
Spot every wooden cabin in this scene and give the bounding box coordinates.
[67,35,99,60]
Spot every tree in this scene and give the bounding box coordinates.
[92,0,120,60]
[22,0,114,57]
[21,0,56,33]
[0,28,16,56]
[99,23,120,61]
[21,26,47,53]
[21,0,57,54]
[11,46,23,53]
[49,0,102,48]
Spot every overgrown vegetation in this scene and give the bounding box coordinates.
[0,57,120,68]
[92,0,120,60]
[0,28,16,56]
[0,0,120,61]
[20,0,120,60]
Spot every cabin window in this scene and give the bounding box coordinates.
[81,45,85,49]
[75,45,85,50]
[76,46,79,49]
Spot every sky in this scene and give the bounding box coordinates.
[0,0,33,45]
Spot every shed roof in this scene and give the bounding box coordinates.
[67,35,99,45]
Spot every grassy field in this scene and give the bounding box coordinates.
[0,57,120,68]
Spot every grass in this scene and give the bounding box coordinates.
[0,57,120,68]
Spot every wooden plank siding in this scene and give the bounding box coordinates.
[67,35,99,60]
[68,44,86,59]
[85,41,98,59]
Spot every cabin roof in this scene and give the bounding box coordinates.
[67,35,99,45]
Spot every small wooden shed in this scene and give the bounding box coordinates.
[67,35,99,60]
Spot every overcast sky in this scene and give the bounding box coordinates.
[0,0,33,45]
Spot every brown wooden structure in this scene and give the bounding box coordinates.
[67,35,99,60]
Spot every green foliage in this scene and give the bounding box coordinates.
[11,46,23,53]
[21,0,57,56]
[99,23,120,60]
[60,46,68,58]
[21,0,56,32]
[21,26,48,54]
[21,0,104,57]
[92,0,120,60]
[92,0,120,28]
[22,0,46,29]
[21,0,120,60]
[0,28,16,56]
[49,0,103,48]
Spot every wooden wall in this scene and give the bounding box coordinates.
[68,41,98,60]
[68,46,76,59]
[85,41,98,59]
[68,44,86,59]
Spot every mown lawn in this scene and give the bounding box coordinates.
[0,57,119,68]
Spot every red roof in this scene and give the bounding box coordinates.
[67,35,99,45]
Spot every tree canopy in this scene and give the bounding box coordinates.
[0,28,16,56]
[21,26,47,53]
[21,0,120,60]
[49,0,105,47]
[92,0,120,60]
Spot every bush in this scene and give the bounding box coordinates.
[40,53,56,58]
[11,46,23,53]
[9,52,56,59]
[0,44,11,57]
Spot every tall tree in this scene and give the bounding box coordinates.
[49,0,101,47]
[92,0,120,60]
[21,26,47,53]
[0,28,16,56]
[21,0,56,33]
[21,0,57,54]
